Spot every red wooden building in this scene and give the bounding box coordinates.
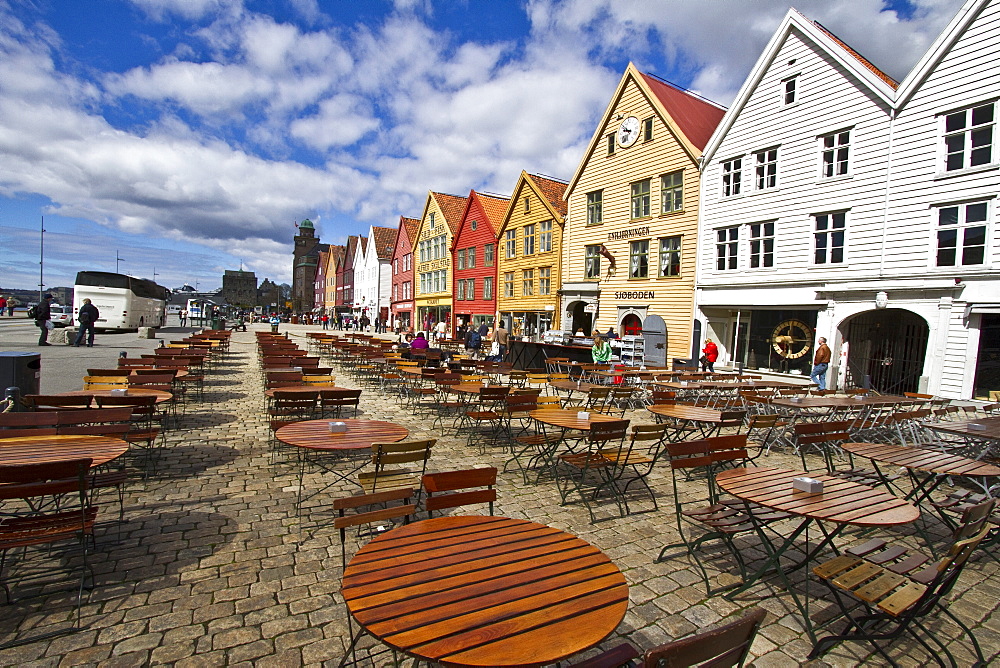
[389,216,420,332]
[451,190,510,334]
[335,235,359,324]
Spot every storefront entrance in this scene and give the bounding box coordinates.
[973,314,999,400]
[843,309,928,395]
[568,301,593,335]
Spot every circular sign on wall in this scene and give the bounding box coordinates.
[771,319,812,359]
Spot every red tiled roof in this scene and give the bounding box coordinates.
[371,226,398,260]
[811,20,899,89]
[526,173,568,218]
[476,192,510,230]
[432,192,469,235]
[640,72,727,151]
[401,217,420,246]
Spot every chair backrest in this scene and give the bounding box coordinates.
[128,374,175,387]
[83,376,129,390]
[332,488,417,566]
[642,607,766,668]
[23,395,94,410]
[0,457,93,502]
[422,467,498,517]
[372,439,436,469]
[588,419,630,445]
[86,369,130,377]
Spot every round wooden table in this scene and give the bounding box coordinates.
[276,419,407,453]
[0,434,129,467]
[342,515,629,667]
[529,408,621,431]
[55,388,174,405]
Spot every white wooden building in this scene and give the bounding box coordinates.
[350,236,368,319]
[696,9,898,389]
[696,0,1000,400]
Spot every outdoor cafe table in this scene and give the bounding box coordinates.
[646,404,737,439]
[924,415,1000,460]
[842,441,1000,505]
[520,409,622,481]
[341,515,628,667]
[716,466,919,643]
[276,419,408,508]
[55,388,174,405]
[549,379,599,405]
[0,434,129,468]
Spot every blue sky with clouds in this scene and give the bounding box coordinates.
[0,0,965,291]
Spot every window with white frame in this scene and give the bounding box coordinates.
[716,226,739,270]
[782,75,798,106]
[936,201,988,266]
[814,212,846,264]
[523,224,536,255]
[944,102,994,172]
[754,148,778,190]
[629,240,649,278]
[484,243,494,266]
[392,284,397,301]
[539,220,553,252]
[585,245,601,279]
[661,170,682,213]
[821,130,851,177]
[505,229,517,259]
[429,212,436,229]
[630,179,651,219]
[483,276,494,301]
[403,281,410,299]
[658,236,681,277]
[504,272,515,298]
[522,269,534,296]
[539,267,551,295]
[749,222,775,268]
[722,158,742,196]
[587,190,603,225]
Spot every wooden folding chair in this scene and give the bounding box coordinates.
[422,467,497,518]
[358,439,435,494]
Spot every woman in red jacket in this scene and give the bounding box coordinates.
[701,339,719,372]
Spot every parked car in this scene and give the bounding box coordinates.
[49,304,73,327]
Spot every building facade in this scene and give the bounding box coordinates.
[496,172,568,338]
[324,245,344,316]
[390,217,419,332]
[335,235,359,323]
[360,225,398,325]
[413,191,468,335]
[351,236,368,318]
[221,270,256,307]
[452,191,509,333]
[696,11,897,385]
[562,63,726,366]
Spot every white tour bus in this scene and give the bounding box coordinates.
[74,271,169,331]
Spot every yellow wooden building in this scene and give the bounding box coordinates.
[496,171,568,338]
[561,63,726,365]
[412,191,468,335]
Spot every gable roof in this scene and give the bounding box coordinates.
[565,62,726,196]
[371,226,398,260]
[895,0,989,108]
[525,173,568,217]
[453,190,510,249]
[701,8,898,164]
[392,216,420,259]
[341,235,358,271]
[432,192,469,235]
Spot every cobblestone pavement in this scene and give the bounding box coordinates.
[1,324,997,667]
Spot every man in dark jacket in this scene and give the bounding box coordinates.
[73,298,100,347]
[35,294,53,346]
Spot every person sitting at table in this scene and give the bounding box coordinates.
[591,335,613,363]
[410,332,429,350]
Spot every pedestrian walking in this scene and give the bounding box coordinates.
[811,337,832,390]
[494,322,509,360]
[32,294,54,346]
[0,296,6,316]
[701,339,719,373]
[73,298,99,347]
[6,297,15,316]
[179,309,188,327]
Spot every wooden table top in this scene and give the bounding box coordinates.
[275,419,407,452]
[55,389,173,405]
[926,416,1000,441]
[445,383,490,395]
[843,442,1000,477]
[646,404,724,422]
[549,380,599,393]
[771,395,915,409]
[264,385,348,398]
[717,467,919,527]
[342,515,628,667]
[529,409,621,430]
[0,434,129,467]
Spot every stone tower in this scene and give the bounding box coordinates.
[292,219,320,312]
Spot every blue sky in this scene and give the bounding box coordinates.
[0,0,965,291]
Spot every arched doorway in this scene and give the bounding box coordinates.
[621,313,642,336]
[569,301,593,335]
[842,309,928,394]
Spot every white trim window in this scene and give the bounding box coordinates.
[539,267,551,295]
[658,236,681,277]
[629,239,649,278]
[522,269,534,296]
[716,226,739,271]
[821,129,851,178]
[523,224,536,255]
[782,75,798,106]
[936,201,988,266]
[754,148,778,190]
[429,212,436,230]
[505,229,517,259]
[661,170,682,213]
[814,212,846,265]
[539,220,553,252]
[504,272,515,298]
[749,222,775,268]
[722,158,742,197]
[943,102,994,172]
